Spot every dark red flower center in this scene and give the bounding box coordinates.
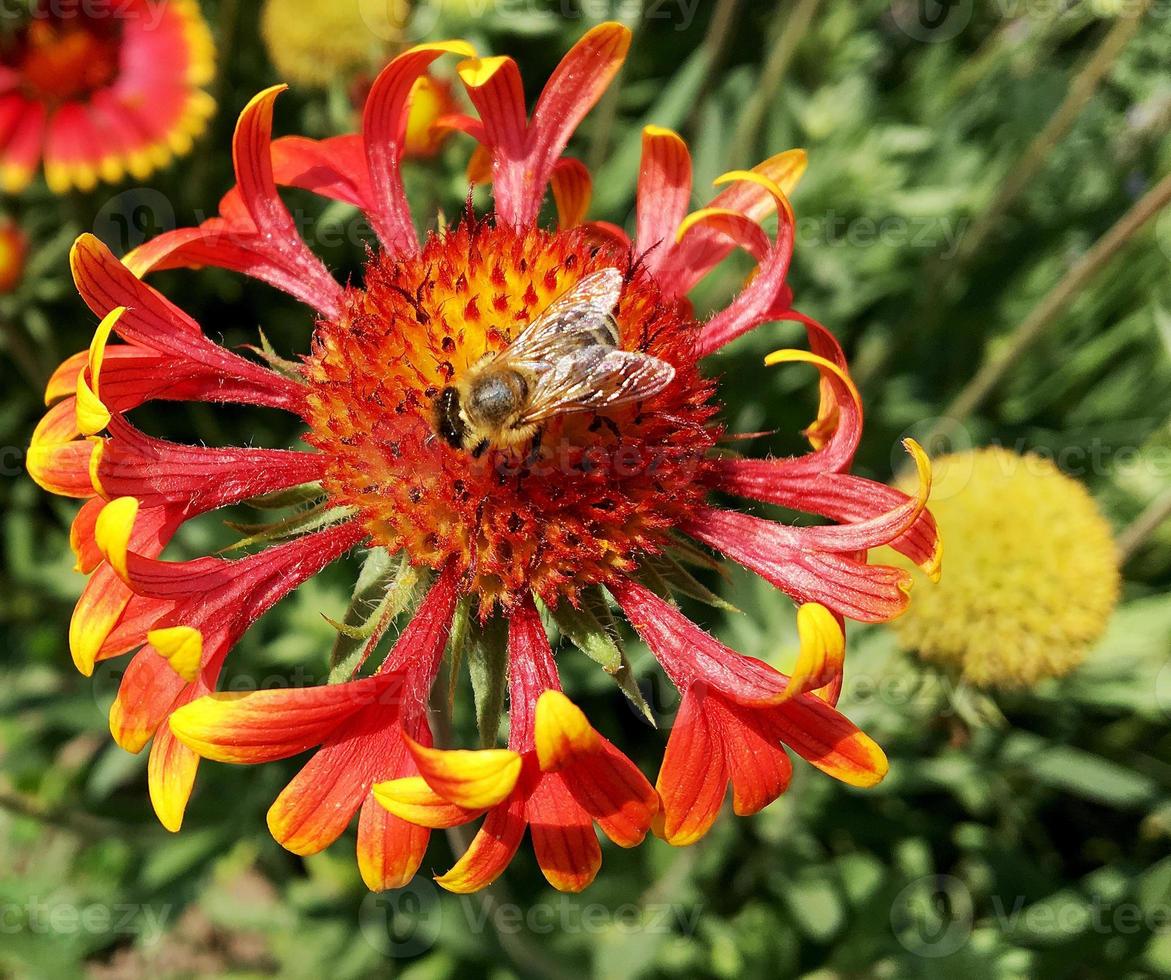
[304,219,720,610]
[4,12,121,103]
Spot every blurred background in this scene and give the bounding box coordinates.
[3,0,1171,977]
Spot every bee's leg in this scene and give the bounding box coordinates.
[525,426,544,466]
[472,439,489,458]
[600,416,621,439]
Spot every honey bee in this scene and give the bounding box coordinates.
[434,268,675,457]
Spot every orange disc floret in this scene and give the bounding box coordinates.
[304,217,719,609]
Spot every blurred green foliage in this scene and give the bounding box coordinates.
[2,1,1171,977]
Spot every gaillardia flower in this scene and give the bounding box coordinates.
[29,26,940,892]
[0,0,215,194]
[890,446,1117,689]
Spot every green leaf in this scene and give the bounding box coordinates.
[327,550,420,683]
[221,503,355,553]
[465,614,509,748]
[244,327,305,380]
[242,483,326,510]
[1002,732,1159,808]
[548,588,654,725]
[644,552,740,613]
[445,594,473,716]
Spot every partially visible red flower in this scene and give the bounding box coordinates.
[29,24,942,891]
[0,218,26,293]
[0,0,215,194]
[374,597,658,893]
[166,568,491,890]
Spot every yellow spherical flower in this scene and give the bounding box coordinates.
[891,447,1120,689]
[260,0,402,87]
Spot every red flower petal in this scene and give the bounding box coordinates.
[612,577,789,701]
[685,507,913,623]
[70,234,307,415]
[550,157,592,229]
[526,774,602,893]
[363,42,475,254]
[436,782,529,894]
[636,125,692,281]
[654,688,728,845]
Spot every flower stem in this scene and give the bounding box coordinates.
[1116,488,1171,564]
[726,0,820,168]
[939,4,1151,280]
[926,167,1171,448]
[686,0,742,133]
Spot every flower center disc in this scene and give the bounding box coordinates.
[305,219,719,609]
[5,16,121,103]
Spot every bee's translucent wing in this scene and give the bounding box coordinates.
[495,268,624,366]
[519,348,676,424]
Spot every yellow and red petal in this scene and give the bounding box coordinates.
[266,716,394,856]
[70,496,105,574]
[403,735,523,810]
[613,578,788,702]
[148,625,203,683]
[435,788,529,894]
[636,125,692,276]
[363,41,475,254]
[71,234,310,414]
[27,400,95,498]
[0,96,45,194]
[372,776,483,829]
[526,775,602,893]
[654,688,728,846]
[767,697,890,788]
[460,24,629,228]
[356,795,430,892]
[686,507,914,623]
[148,724,200,833]
[561,740,658,848]
[534,690,600,771]
[403,75,459,159]
[550,158,592,230]
[782,603,846,701]
[169,672,401,764]
[707,695,792,816]
[110,645,189,753]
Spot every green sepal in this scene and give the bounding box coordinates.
[243,327,304,380]
[241,483,326,511]
[465,614,509,748]
[643,552,740,613]
[549,588,655,726]
[327,549,421,684]
[445,595,473,717]
[220,504,355,554]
